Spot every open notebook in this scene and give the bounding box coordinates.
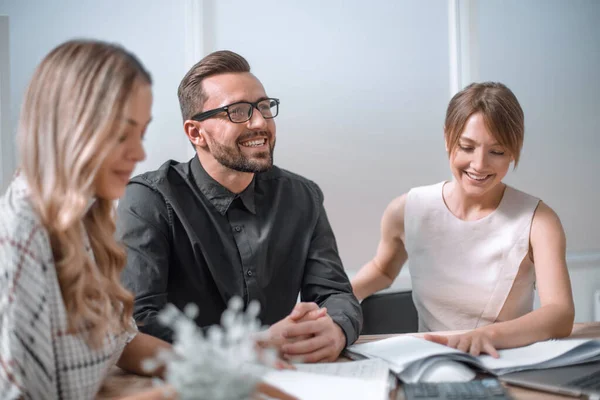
[346,336,600,383]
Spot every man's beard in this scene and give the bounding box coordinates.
[207,135,275,173]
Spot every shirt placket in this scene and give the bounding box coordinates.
[227,208,258,304]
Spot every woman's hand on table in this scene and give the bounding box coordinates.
[424,330,500,358]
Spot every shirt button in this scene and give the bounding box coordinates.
[247,270,253,277]
[234,226,242,232]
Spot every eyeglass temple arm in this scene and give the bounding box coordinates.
[191,107,227,122]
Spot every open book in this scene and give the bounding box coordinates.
[346,336,600,383]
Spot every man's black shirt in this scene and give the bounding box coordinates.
[116,156,362,344]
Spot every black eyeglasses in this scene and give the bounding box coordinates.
[191,98,280,124]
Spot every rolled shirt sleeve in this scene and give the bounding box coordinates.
[301,185,363,346]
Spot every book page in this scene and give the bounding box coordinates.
[347,335,474,371]
[479,338,600,374]
[349,336,600,381]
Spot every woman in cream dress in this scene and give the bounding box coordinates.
[352,82,574,357]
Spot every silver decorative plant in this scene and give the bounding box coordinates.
[143,297,277,400]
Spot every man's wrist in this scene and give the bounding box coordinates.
[332,320,347,354]
[329,314,355,346]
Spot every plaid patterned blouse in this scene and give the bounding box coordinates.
[0,176,137,399]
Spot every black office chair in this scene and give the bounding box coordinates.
[360,290,419,334]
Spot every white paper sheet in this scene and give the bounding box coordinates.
[262,369,389,400]
[293,359,390,381]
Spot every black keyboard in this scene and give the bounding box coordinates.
[402,379,513,400]
[566,369,600,390]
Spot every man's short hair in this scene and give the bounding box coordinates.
[177,50,251,122]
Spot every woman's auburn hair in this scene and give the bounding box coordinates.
[18,39,151,347]
[445,82,525,167]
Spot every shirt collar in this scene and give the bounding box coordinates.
[190,156,256,215]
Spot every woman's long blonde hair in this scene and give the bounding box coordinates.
[18,40,152,347]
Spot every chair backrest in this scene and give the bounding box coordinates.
[360,291,418,335]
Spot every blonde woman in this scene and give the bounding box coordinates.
[0,40,293,400]
[352,82,574,357]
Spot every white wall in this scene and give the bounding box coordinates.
[0,15,10,193]
[477,0,600,254]
[0,0,191,178]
